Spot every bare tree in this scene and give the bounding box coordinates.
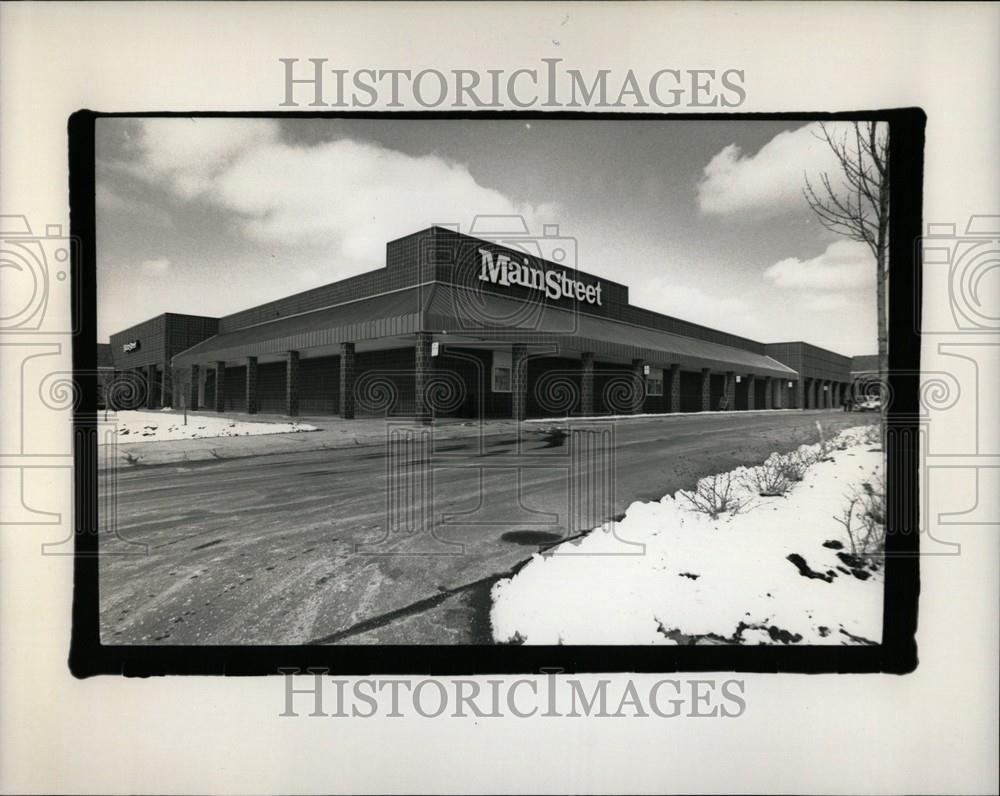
[803,122,889,412]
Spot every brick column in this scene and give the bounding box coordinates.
[188,364,200,410]
[822,380,831,408]
[214,361,226,412]
[631,358,646,414]
[580,352,595,416]
[773,378,783,409]
[794,378,805,410]
[339,342,356,419]
[511,344,528,421]
[724,370,735,410]
[805,379,814,409]
[145,365,157,409]
[668,364,681,413]
[746,374,756,410]
[160,362,173,408]
[414,333,433,424]
[285,351,300,417]
[700,368,711,411]
[763,377,773,409]
[245,356,258,414]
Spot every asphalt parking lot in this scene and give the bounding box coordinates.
[99,409,875,645]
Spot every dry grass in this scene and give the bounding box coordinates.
[741,457,793,497]
[833,474,886,559]
[682,472,753,519]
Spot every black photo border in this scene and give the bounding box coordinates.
[68,108,923,677]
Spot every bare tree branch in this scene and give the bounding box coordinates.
[802,121,891,436]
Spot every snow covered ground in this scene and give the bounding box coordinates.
[98,410,317,442]
[491,425,884,645]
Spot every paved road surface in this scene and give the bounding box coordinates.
[100,410,874,645]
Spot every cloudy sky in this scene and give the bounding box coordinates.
[96,117,878,355]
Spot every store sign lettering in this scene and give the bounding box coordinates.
[123,340,140,353]
[478,248,603,306]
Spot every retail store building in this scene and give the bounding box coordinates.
[107,226,857,419]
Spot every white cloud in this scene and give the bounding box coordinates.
[763,240,874,291]
[641,280,755,331]
[800,293,853,313]
[129,118,557,266]
[135,118,278,199]
[96,183,173,227]
[139,258,170,275]
[697,123,853,216]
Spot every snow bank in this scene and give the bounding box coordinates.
[99,410,317,442]
[490,425,884,645]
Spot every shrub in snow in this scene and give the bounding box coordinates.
[833,474,886,560]
[741,456,793,497]
[814,420,835,461]
[778,450,811,482]
[681,472,752,518]
[860,424,881,447]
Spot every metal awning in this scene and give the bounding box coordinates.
[173,282,797,380]
[425,285,798,379]
[172,287,424,366]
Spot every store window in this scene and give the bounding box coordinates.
[646,367,664,396]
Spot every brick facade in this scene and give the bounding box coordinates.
[580,352,595,416]
[414,333,433,423]
[245,356,258,414]
[630,359,645,414]
[286,351,300,417]
[512,344,528,421]
[340,343,356,419]
[188,364,199,410]
[668,364,680,413]
[214,361,226,412]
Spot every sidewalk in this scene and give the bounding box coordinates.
[97,409,526,469]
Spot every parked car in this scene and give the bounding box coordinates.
[855,396,882,412]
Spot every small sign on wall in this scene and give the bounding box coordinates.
[492,349,512,393]
[122,340,140,353]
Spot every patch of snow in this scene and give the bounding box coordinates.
[490,425,884,645]
[99,410,317,442]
